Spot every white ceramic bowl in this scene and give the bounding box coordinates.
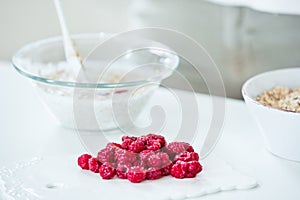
[242,68,300,161]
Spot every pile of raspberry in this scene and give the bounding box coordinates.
[77,134,202,183]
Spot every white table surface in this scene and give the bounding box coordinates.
[1,61,300,199]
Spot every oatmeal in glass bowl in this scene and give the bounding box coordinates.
[12,33,179,131]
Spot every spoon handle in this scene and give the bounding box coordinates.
[53,0,83,68]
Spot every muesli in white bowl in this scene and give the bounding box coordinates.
[242,68,300,161]
[256,86,300,113]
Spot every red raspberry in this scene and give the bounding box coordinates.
[165,142,194,160]
[88,157,102,173]
[99,163,116,180]
[127,167,146,183]
[77,154,92,170]
[97,148,115,164]
[122,136,137,142]
[162,163,173,176]
[78,134,201,183]
[139,150,154,159]
[170,160,188,179]
[132,158,146,168]
[174,151,199,162]
[114,143,123,149]
[146,140,161,151]
[147,154,162,168]
[121,139,132,150]
[128,139,145,153]
[116,163,131,179]
[121,136,137,149]
[146,168,163,180]
[186,146,194,152]
[171,160,202,179]
[138,150,154,168]
[107,142,122,150]
[146,152,171,168]
[146,134,166,147]
[115,149,137,165]
[138,136,148,144]
[187,161,202,176]
[156,152,171,167]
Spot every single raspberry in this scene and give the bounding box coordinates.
[174,151,199,162]
[186,146,194,152]
[122,136,137,142]
[187,161,202,176]
[147,154,162,168]
[171,160,202,179]
[88,157,102,173]
[170,160,188,179]
[138,136,148,145]
[128,139,145,153]
[116,163,131,179]
[127,167,146,183]
[139,150,154,159]
[115,149,137,165]
[162,163,173,176]
[77,154,92,170]
[113,143,123,149]
[146,168,163,180]
[146,140,161,151]
[138,150,154,168]
[146,134,166,147]
[106,142,122,150]
[132,158,145,168]
[99,163,116,180]
[97,148,115,164]
[121,139,132,150]
[156,152,171,167]
[121,136,137,149]
[146,152,171,169]
[165,142,194,160]
[185,173,196,178]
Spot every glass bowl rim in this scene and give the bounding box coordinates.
[12,33,180,89]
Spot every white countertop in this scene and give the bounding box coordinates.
[1,61,300,199]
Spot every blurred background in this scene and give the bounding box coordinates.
[1,0,300,98]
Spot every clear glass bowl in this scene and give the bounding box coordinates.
[12,33,179,131]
